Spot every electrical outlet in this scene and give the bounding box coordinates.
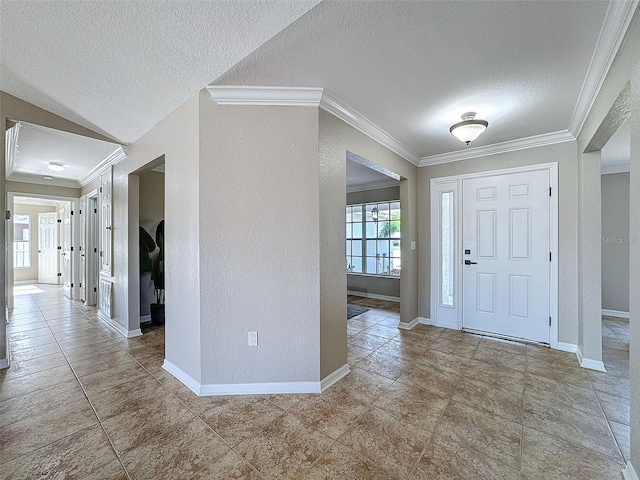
[248,331,258,346]
[411,241,416,250]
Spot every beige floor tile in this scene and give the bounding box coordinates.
[588,369,630,399]
[453,378,524,423]
[235,413,333,479]
[427,337,479,358]
[6,321,49,334]
[77,361,150,397]
[375,338,425,360]
[361,324,400,339]
[347,344,374,365]
[373,381,448,433]
[0,363,76,401]
[412,434,520,480]
[338,406,432,479]
[327,368,394,405]
[0,424,126,480]
[8,333,59,352]
[525,344,578,366]
[0,351,68,380]
[190,450,264,479]
[521,427,625,480]
[354,351,411,380]
[288,388,368,439]
[596,390,630,425]
[523,394,621,459]
[525,356,592,389]
[8,328,53,342]
[62,340,123,363]
[462,359,525,391]
[8,341,61,363]
[0,397,98,463]
[119,417,230,479]
[472,344,526,372]
[347,331,390,350]
[199,395,285,446]
[435,402,522,470]
[0,379,85,428]
[609,420,630,461]
[524,372,601,416]
[304,442,397,480]
[396,362,462,398]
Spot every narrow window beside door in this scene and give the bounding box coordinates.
[14,214,31,268]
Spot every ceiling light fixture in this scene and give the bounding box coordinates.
[449,112,488,145]
[48,161,65,172]
[42,175,54,180]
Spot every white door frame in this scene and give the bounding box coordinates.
[430,162,559,348]
[85,189,99,306]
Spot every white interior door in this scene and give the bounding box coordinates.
[61,206,72,299]
[462,169,551,343]
[38,213,59,284]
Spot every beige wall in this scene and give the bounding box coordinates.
[0,91,115,366]
[601,172,630,313]
[114,94,202,381]
[319,109,419,378]
[7,181,80,199]
[346,185,399,205]
[418,141,579,344]
[13,203,57,282]
[198,92,321,384]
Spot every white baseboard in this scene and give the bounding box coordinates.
[140,315,151,323]
[13,280,37,285]
[347,290,400,303]
[418,317,434,326]
[0,358,9,369]
[602,309,630,319]
[99,312,143,339]
[624,462,639,480]
[555,342,578,353]
[163,359,325,396]
[398,318,419,330]
[576,347,607,372]
[321,364,350,391]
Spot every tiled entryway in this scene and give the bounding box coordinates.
[0,286,630,479]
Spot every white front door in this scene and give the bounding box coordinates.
[79,196,87,302]
[38,213,59,284]
[61,206,72,299]
[462,169,551,343]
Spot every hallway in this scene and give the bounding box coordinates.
[0,286,630,479]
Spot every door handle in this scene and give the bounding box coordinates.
[464,260,477,265]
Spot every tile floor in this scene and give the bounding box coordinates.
[0,285,631,479]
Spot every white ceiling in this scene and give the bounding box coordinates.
[215,1,616,159]
[0,1,319,144]
[0,0,635,184]
[346,151,399,191]
[7,122,121,187]
[601,120,630,173]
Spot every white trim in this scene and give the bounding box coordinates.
[347,179,400,194]
[420,131,574,166]
[98,312,142,338]
[576,346,607,372]
[623,462,639,480]
[555,342,578,353]
[78,146,127,187]
[398,318,419,330]
[320,364,350,391]
[347,290,400,302]
[418,317,434,326]
[0,358,9,369]
[5,121,20,177]
[207,86,324,107]
[568,0,639,137]
[320,92,421,166]
[601,164,630,175]
[13,280,38,285]
[140,315,152,323]
[163,359,324,396]
[602,309,630,318]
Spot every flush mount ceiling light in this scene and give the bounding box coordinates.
[42,175,54,180]
[449,112,488,145]
[48,161,65,172]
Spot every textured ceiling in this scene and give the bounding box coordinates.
[347,156,398,190]
[601,120,630,170]
[8,122,121,184]
[0,0,319,144]
[216,1,611,158]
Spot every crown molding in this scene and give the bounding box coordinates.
[601,163,630,174]
[419,130,575,166]
[568,0,639,137]
[207,86,324,106]
[79,145,127,187]
[319,92,421,166]
[347,178,400,193]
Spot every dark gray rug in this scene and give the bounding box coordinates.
[347,304,369,319]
